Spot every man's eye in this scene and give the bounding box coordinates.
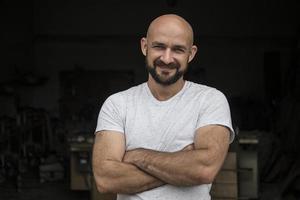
[153,45,165,49]
[174,48,185,53]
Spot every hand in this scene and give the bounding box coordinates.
[124,144,194,164]
[181,143,194,151]
[123,148,144,164]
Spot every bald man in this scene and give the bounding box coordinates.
[93,14,234,200]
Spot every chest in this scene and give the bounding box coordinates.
[124,97,200,152]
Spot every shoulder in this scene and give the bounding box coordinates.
[186,81,226,100]
[104,83,146,105]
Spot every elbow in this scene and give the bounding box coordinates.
[94,177,109,194]
[194,167,217,184]
[96,185,107,194]
[94,175,115,194]
[93,162,117,194]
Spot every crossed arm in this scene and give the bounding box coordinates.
[92,125,230,194]
[92,131,164,194]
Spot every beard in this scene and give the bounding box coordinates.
[146,57,187,86]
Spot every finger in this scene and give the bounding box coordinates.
[181,143,194,151]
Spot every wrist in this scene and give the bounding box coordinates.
[124,148,147,166]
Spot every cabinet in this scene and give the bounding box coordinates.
[211,152,238,200]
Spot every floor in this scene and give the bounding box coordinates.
[1,168,297,200]
[0,173,90,200]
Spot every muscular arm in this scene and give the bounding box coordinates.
[92,131,164,194]
[123,125,230,186]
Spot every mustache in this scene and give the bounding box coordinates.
[154,58,180,69]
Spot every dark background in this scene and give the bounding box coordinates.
[1,0,300,199]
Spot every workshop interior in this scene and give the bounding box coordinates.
[1,1,300,200]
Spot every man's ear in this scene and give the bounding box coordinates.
[141,37,147,56]
[188,45,198,63]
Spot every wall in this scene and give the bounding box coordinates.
[1,1,34,81]
[2,0,299,116]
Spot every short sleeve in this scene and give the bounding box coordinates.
[196,89,235,143]
[95,93,125,134]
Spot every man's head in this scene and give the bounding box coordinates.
[141,14,197,86]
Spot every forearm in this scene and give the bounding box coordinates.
[124,126,230,186]
[124,148,215,186]
[93,159,164,194]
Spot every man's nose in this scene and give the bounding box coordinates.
[160,49,173,64]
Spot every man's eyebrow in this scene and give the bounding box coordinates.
[151,42,187,50]
[172,45,187,50]
[151,41,165,46]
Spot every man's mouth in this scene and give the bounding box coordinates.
[158,65,173,69]
[156,64,177,70]
[154,58,179,70]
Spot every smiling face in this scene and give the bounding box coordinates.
[141,14,197,86]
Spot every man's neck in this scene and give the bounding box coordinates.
[147,77,185,101]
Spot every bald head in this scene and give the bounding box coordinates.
[141,14,198,86]
[146,14,194,46]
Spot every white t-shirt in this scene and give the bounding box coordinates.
[96,81,234,200]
